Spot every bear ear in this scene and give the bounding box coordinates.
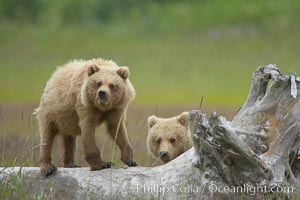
[147,115,158,129]
[117,67,129,79]
[87,65,99,76]
[177,112,189,127]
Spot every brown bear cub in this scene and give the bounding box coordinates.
[147,112,193,163]
[35,58,137,176]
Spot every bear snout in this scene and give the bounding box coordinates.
[159,151,169,159]
[159,151,170,163]
[98,90,107,99]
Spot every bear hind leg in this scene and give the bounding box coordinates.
[39,121,58,176]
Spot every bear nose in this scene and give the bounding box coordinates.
[98,90,107,98]
[159,151,169,159]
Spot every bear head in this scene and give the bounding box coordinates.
[83,63,134,111]
[147,112,190,163]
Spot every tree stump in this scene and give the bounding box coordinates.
[190,64,300,199]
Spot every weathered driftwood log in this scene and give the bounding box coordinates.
[190,64,300,199]
[0,154,203,200]
[0,64,299,199]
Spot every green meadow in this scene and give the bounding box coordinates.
[1,0,299,105]
[1,1,300,198]
[1,0,300,165]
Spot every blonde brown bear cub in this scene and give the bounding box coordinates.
[147,112,193,163]
[35,58,137,176]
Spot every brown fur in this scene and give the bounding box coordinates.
[35,58,136,176]
[147,112,193,163]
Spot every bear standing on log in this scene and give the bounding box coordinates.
[34,58,137,176]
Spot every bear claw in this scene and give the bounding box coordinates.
[125,159,137,167]
[101,162,114,169]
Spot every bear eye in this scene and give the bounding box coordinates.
[169,138,176,144]
[96,81,102,87]
[156,138,161,145]
[109,84,115,90]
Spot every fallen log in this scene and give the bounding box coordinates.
[0,64,299,199]
[1,150,206,200]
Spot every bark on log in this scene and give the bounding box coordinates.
[1,64,299,199]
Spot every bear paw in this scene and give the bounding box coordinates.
[124,159,137,167]
[40,163,57,177]
[100,162,114,169]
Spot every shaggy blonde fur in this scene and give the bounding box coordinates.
[35,58,136,176]
[147,112,193,163]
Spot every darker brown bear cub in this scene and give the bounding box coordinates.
[35,58,137,176]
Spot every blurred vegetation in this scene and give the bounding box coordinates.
[0,1,299,187]
[0,0,300,105]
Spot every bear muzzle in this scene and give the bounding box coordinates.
[159,151,170,163]
[98,90,109,103]
[98,90,107,98]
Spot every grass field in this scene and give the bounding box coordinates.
[1,1,300,198]
[0,26,299,105]
[1,0,300,170]
[1,1,300,105]
[0,103,238,168]
[0,0,300,165]
[1,0,300,169]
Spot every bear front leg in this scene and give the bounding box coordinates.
[62,135,80,168]
[107,118,137,167]
[80,121,112,170]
